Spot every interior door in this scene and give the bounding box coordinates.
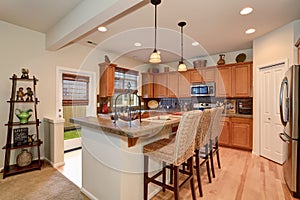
[260,64,287,164]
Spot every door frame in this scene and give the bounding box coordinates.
[255,59,288,156]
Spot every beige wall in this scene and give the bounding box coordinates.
[0,20,147,169]
[0,21,95,168]
[252,19,300,155]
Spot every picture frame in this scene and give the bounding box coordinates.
[224,99,236,114]
[13,128,28,146]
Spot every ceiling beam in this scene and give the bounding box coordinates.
[46,0,147,51]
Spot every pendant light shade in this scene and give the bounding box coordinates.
[177,21,187,71]
[149,0,161,63]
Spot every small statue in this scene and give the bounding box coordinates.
[21,68,29,79]
[28,135,34,144]
[25,87,34,102]
[105,55,111,63]
[16,87,25,101]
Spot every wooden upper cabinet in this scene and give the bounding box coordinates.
[168,72,179,98]
[216,66,232,97]
[201,67,216,82]
[216,62,252,98]
[232,63,252,97]
[178,71,191,98]
[142,73,154,98]
[153,73,168,98]
[99,63,116,97]
[190,69,204,83]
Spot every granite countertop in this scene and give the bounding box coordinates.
[70,115,181,138]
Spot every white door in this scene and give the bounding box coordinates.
[259,63,287,164]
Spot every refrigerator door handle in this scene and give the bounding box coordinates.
[279,132,290,143]
[279,77,289,127]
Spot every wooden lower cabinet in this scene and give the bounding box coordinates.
[219,117,253,150]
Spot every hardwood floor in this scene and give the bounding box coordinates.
[151,147,297,200]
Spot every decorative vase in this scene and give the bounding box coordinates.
[217,54,225,65]
[17,149,32,167]
[101,102,109,114]
[15,108,33,124]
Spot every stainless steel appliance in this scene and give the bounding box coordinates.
[279,65,300,198]
[190,82,215,97]
[237,99,252,114]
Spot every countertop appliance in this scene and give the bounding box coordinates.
[237,99,252,114]
[190,82,215,97]
[193,102,216,110]
[279,65,300,198]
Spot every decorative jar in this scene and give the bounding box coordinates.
[16,149,32,167]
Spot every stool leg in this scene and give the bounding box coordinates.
[189,157,197,200]
[195,150,203,197]
[216,140,221,169]
[210,150,215,178]
[206,158,212,183]
[170,164,173,184]
[174,166,179,200]
[162,161,166,192]
[144,155,149,200]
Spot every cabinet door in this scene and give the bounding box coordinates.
[99,64,115,97]
[232,64,252,97]
[142,73,154,98]
[216,67,231,97]
[190,69,204,83]
[178,71,191,98]
[153,73,168,98]
[231,118,252,150]
[202,68,215,82]
[219,117,231,146]
[168,72,178,98]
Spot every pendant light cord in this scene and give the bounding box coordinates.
[181,25,183,62]
[154,4,157,51]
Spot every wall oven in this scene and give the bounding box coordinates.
[190,82,215,97]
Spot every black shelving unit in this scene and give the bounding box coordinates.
[2,74,43,178]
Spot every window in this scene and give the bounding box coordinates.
[112,67,139,107]
[62,73,89,106]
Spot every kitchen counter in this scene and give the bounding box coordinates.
[222,113,253,118]
[70,115,181,200]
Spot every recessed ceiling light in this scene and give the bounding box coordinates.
[240,7,253,15]
[192,41,199,46]
[98,26,107,32]
[134,42,142,47]
[245,28,256,34]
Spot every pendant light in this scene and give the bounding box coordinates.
[149,0,161,63]
[177,21,187,71]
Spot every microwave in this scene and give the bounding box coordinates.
[190,82,215,97]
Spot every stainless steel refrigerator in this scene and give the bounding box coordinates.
[279,64,300,198]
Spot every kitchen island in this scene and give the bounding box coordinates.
[70,115,180,200]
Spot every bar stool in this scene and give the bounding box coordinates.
[143,110,202,200]
[209,107,224,178]
[194,108,215,197]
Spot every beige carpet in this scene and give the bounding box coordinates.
[0,162,89,200]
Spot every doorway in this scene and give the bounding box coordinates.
[259,61,287,164]
[56,67,96,151]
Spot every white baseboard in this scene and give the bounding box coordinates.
[44,157,65,168]
[81,187,98,200]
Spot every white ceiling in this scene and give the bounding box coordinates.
[1,0,300,63]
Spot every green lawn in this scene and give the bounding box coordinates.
[64,129,82,140]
